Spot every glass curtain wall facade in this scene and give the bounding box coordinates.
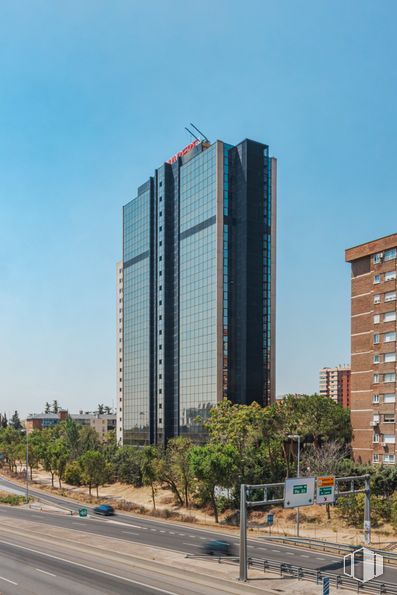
[121,138,276,445]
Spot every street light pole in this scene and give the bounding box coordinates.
[25,429,29,504]
[288,434,301,537]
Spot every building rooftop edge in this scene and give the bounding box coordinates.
[345,232,397,262]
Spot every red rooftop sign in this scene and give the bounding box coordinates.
[167,139,200,164]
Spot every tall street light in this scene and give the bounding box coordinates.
[287,434,301,537]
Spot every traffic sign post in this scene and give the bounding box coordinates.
[284,477,315,508]
[316,476,335,505]
[79,507,88,518]
[323,577,330,595]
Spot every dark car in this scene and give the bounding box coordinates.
[202,540,234,556]
[93,504,115,516]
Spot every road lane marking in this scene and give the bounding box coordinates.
[182,543,200,547]
[301,555,309,558]
[122,531,139,536]
[0,576,18,585]
[271,549,280,552]
[0,539,178,595]
[36,568,56,577]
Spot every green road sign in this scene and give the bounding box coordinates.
[79,507,88,517]
[319,487,332,496]
[293,485,308,495]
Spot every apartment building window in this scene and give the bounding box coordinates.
[373,433,380,443]
[385,291,396,302]
[373,374,380,384]
[384,331,396,343]
[373,354,381,364]
[384,352,396,363]
[374,314,380,324]
[384,372,396,383]
[374,294,381,304]
[384,393,396,403]
[373,394,380,404]
[374,253,383,264]
[374,334,380,344]
[374,274,381,284]
[384,434,396,444]
[384,413,395,423]
[385,271,397,282]
[385,248,397,261]
[384,311,396,322]
[384,454,395,464]
[373,453,380,463]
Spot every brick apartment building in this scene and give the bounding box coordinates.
[346,234,397,464]
[319,365,351,408]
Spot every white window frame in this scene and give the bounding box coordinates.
[385,291,396,302]
[373,453,380,463]
[374,274,381,284]
[384,352,396,363]
[373,374,381,384]
[384,373,396,383]
[384,311,397,323]
[373,354,381,364]
[384,454,396,464]
[384,332,396,343]
[374,314,381,324]
[373,433,380,443]
[373,394,380,404]
[374,294,381,304]
[383,414,395,423]
[384,393,396,404]
[385,270,397,282]
[385,248,397,261]
[383,434,396,444]
[374,334,380,344]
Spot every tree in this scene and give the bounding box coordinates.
[52,400,60,413]
[64,461,83,486]
[97,404,104,415]
[78,425,100,454]
[161,437,194,507]
[112,445,142,486]
[104,406,112,415]
[1,413,8,428]
[141,446,159,510]
[302,441,348,519]
[188,443,238,523]
[79,450,110,497]
[44,402,51,414]
[10,411,22,431]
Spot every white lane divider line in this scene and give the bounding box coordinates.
[182,543,200,548]
[0,576,18,585]
[121,531,139,536]
[0,539,177,595]
[36,568,56,577]
[301,555,310,558]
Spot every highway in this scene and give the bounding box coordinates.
[1,475,397,587]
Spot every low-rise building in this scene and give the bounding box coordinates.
[25,410,116,441]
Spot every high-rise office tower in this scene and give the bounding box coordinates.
[319,365,351,408]
[116,261,123,444]
[120,138,276,446]
[346,234,397,464]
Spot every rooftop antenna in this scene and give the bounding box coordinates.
[185,127,200,143]
[190,123,209,142]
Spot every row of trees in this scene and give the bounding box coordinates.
[1,395,395,524]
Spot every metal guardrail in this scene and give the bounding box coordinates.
[248,557,397,594]
[187,553,397,594]
[262,536,397,565]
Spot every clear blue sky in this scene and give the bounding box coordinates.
[1,1,397,416]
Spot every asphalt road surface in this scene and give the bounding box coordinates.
[1,475,396,587]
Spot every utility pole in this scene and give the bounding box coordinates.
[25,429,29,504]
[239,484,247,582]
[288,434,301,537]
